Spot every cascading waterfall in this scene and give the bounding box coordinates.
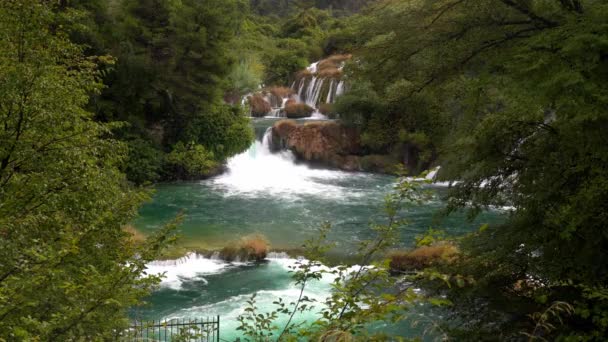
[212,127,371,199]
[243,58,348,118]
[292,67,345,109]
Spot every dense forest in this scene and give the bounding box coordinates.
[1,0,607,340]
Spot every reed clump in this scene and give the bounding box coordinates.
[388,243,458,273]
[220,234,270,262]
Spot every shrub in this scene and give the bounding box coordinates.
[165,142,218,180]
[360,154,400,174]
[284,101,314,118]
[318,103,335,116]
[124,137,163,185]
[272,119,298,146]
[193,105,254,161]
[388,243,458,273]
[220,235,270,262]
[316,54,351,78]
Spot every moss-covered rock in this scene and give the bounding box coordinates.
[284,101,314,118]
[220,235,269,262]
[270,119,411,174]
[248,94,271,117]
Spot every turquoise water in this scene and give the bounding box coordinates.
[134,118,505,340]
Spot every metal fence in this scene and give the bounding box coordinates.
[125,316,220,342]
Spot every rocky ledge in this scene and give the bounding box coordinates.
[269,120,401,173]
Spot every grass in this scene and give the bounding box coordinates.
[388,243,458,272]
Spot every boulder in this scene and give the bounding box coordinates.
[284,100,314,119]
[272,121,363,171]
[248,94,271,117]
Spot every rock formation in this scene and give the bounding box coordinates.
[270,120,400,172]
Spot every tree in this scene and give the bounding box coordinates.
[75,0,254,184]
[0,1,176,339]
[330,0,608,339]
[344,0,608,339]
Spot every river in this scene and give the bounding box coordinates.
[132,118,505,340]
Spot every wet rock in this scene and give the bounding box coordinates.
[248,94,271,117]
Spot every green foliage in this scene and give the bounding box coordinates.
[193,105,254,162]
[228,58,265,98]
[165,142,218,181]
[0,1,178,339]
[124,137,164,185]
[236,178,442,340]
[64,0,253,183]
[346,0,608,339]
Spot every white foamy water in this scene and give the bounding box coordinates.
[145,253,231,290]
[211,129,371,200]
[156,254,371,340]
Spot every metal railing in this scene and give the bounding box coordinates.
[125,316,220,342]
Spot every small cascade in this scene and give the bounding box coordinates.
[262,127,274,149]
[212,127,356,198]
[290,58,348,110]
[243,56,350,118]
[209,251,221,260]
[266,251,291,259]
[336,80,345,97]
[326,79,335,104]
[146,253,229,290]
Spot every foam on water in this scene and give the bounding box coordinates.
[155,255,369,340]
[212,132,371,200]
[145,253,231,290]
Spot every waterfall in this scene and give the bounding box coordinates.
[146,253,229,290]
[266,252,291,259]
[291,61,346,109]
[262,127,273,149]
[244,59,348,118]
[212,126,355,198]
[326,80,335,104]
[336,81,345,97]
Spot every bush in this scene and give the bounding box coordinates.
[220,235,270,262]
[388,243,458,273]
[268,86,293,99]
[193,104,254,161]
[123,225,146,245]
[316,54,351,78]
[165,142,218,180]
[318,103,335,117]
[124,137,163,185]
